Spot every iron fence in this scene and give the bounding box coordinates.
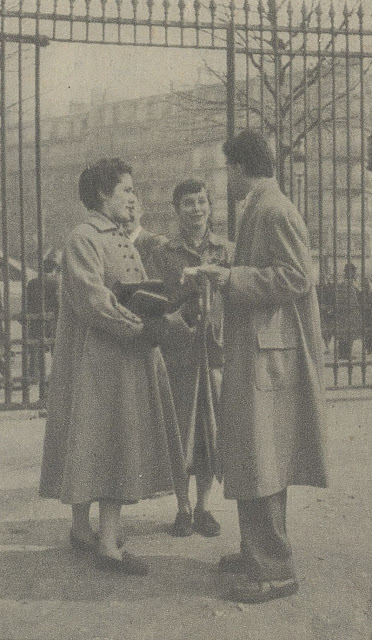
[0,0,372,408]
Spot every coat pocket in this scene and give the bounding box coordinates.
[254,348,299,391]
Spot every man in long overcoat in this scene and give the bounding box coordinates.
[198,130,327,604]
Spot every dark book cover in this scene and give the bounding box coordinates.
[112,280,170,317]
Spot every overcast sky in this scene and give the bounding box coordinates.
[4,0,370,121]
[38,45,224,117]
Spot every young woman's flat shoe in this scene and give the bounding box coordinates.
[69,530,99,554]
[171,511,193,537]
[96,551,149,575]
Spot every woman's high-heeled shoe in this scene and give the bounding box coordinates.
[96,551,149,575]
[70,530,125,554]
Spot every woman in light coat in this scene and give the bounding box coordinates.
[39,158,186,574]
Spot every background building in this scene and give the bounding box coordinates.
[3,74,372,273]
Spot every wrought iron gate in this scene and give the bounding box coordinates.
[0,0,371,409]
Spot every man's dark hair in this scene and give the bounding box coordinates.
[172,178,212,211]
[78,157,132,212]
[223,129,275,178]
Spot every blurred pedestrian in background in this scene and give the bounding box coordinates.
[336,263,362,360]
[26,253,61,381]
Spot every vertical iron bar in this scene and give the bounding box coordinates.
[163,0,170,47]
[194,0,201,48]
[101,0,107,42]
[0,7,13,405]
[52,0,58,40]
[258,0,265,133]
[330,2,339,386]
[18,4,30,404]
[270,0,283,190]
[179,0,185,47]
[132,0,138,46]
[344,3,353,385]
[35,4,46,401]
[147,0,154,45]
[69,0,74,41]
[85,0,91,42]
[244,0,250,128]
[287,0,294,202]
[358,4,367,386]
[226,19,236,241]
[210,0,216,48]
[301,1,309,227]
[316,4,325,307]
[116,0,122,45]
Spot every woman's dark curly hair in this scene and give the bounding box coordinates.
[78,157,132,212]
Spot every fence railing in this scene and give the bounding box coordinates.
[1,0,372,408]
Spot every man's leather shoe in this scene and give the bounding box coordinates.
[193,509,221,537]
[229,578,299,604]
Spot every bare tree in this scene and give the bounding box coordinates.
[171,0,371,190]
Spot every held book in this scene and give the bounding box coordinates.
[112,280,170,318]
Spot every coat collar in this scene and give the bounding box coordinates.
[86,212,120,233]
[168,229,225,251]
[128,225,143,244]
[242,177,278,210]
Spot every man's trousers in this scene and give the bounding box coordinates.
[237,488,295,581]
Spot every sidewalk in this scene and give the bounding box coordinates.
[0,395,370,640]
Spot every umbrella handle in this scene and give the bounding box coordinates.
[199,272,211,329]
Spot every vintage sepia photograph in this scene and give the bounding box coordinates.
[0,0,371,638]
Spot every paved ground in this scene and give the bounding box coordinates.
[0,395,371,640]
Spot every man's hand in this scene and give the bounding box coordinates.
[196,265,230,290]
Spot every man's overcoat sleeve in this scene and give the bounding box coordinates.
[228,207,314,308]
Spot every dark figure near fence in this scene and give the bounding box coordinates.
[336,263,362,360]
[0,292,4,375]
[358,276,372,355]
[316,277,335,353]
[26,257,61,379]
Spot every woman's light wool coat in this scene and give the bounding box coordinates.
[39,213,185,505]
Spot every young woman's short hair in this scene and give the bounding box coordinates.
[172,178,212,211]
[223,129,275,178]
[78,158,132,212]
